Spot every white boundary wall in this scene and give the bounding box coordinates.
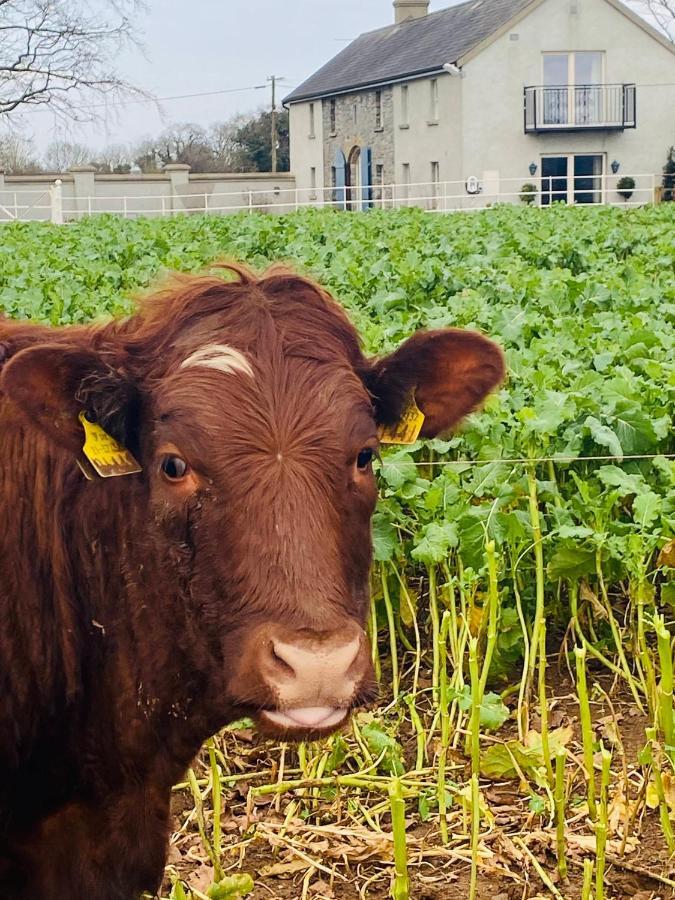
[0,166,667,222]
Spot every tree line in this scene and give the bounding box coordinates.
[0,110,290,175]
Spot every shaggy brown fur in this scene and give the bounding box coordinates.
[0,264,504,899]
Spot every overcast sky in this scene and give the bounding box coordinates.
[14,0,455,154]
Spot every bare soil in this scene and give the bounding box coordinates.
[163,657,675,900]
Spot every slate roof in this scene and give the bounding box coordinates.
[284,0,536,104]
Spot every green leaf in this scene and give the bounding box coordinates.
[456,687,510,732]
[372,513,398,561]
[547,546,596,580]
[207,874,255,899]
[584,416,623,459]
[633,490,662,529]
[361,722,405,775]
[411,521,459,565]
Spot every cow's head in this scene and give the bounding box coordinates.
[1,267,504,739]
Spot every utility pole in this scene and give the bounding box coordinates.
[268,74,279,173]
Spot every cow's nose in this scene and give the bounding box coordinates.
[260,625,369,729]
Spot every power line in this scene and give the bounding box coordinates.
[11,83,298,117]
[382,452,675,469]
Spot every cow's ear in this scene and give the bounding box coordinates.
[363,329,505,439]
[0,343,139,454]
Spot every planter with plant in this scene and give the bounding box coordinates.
[519,183,537,205]
[616,175,635,201]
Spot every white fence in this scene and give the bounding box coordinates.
[0,172,664,223]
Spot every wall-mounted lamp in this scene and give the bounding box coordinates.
[529,162,538,177]
[611,160,621,174]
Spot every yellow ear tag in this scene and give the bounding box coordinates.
[378,395,426,445]
[79,412,142,478]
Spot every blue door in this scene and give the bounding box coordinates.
[360,147,372,210]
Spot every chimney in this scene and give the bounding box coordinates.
[394,0,430,23]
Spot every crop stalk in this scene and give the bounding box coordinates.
[438,611,451,843]
[526,464,546,710]
[655,614,674,757]
[468,637,482,900]
[554,747,567,880]
[478,540,500,697]
[595,746,611,900]
[369,592,381,682]
[539,623,554,786]
[428,564,441,705]
[575,646,597,821]
[645,727,675,855]
[380,563,400,702]
[207,739,223,881]
[389,777,410,900]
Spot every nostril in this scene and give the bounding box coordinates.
[270,642,296,678]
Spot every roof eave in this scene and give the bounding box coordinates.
[283,65,448,106]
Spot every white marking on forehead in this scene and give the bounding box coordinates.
[180,343,254,379]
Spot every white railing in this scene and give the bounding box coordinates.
[0,173,662,223]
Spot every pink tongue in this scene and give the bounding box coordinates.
[285,706,337,727]
[264,707,346,729]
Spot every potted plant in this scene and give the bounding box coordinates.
[519,183,537,205]
[616,175,635,201]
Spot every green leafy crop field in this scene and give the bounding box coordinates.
[1,205,674,899]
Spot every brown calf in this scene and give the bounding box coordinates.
[0,265,504,899]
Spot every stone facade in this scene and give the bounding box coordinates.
[321,88,395,196]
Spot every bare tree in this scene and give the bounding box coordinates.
[44,139,92,171]
[629,0,675,40]
[0,131,41,172]
[0,0,144,119]
[133,123,216,173]
[92,142,133,173]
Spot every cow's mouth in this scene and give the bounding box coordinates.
[260,706,348,731]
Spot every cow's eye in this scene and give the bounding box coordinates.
[356,448,374,470]
[160,455,188,481]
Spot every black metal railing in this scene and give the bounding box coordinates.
[524,84,636,132]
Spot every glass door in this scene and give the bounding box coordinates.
[543,54,570,125]
[541,156,568,205]
[573,155,603,204]
[575,52,603,125]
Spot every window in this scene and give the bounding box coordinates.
[330,99,336,134]
[331,165,337,203]
[429,78,439,123]
[309,103,315,138]
[375,163,384,204]
[401,163,411,203]
[400,85,409,126]
[375,91,382,129]
[310,166,317,193]
[542,52,604,125]
[430,161,440,209]
[541,154,604,205]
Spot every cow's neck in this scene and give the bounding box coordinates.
[0,412,216,777]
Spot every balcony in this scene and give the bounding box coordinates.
[524,84,636,133]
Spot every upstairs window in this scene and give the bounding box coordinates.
[330,99,337,134]
[375,90,382,129]
[429,78,439,123]
[309,102,315,138]
[400,85,409,126]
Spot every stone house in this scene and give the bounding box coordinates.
[284,0,675,208]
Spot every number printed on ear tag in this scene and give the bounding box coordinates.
[378,395,425,445]
[79,412,142,478]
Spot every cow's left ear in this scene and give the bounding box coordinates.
[362,329,505,438]
[0,343,139,455]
